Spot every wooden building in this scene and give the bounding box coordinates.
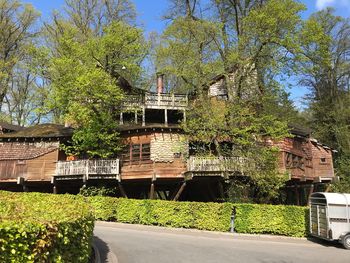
[0,124,72,192]
[0,74,336,205]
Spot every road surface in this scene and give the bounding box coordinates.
[94,221,349,263]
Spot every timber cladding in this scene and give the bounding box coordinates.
[121,131,188,180]
[0,142,59,182]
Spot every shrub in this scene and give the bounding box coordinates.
[233,203,308,237]
[0,191,94,263]
[89,196,308,237]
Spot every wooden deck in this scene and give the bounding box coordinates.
[186,156,249,178]
[123,93,188,110]
[55,159,120,181]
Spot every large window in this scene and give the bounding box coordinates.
[122,143,151,163]
[285,152,304,170]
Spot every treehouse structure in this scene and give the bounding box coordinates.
[0,74,336,205]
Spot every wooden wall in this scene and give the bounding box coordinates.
[0,149,59,182]
[121,131,187,180]
[276,137,334,180]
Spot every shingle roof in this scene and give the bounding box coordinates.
[0,124,74,138]
[0,144,58,160]
[0,121,24,132]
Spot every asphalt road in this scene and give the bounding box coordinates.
[94,222,349,263]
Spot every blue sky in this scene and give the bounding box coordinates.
[26,0,349,108]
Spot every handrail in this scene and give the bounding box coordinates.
[55,159,120,176]
[123,93,188,108]
[187,156,248,173]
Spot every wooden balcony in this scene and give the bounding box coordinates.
[55,159,120,181]
[186,156,249,178]
[123,93,188,110]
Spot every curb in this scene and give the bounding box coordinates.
[96,221,308,242]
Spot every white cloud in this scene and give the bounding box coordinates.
[316,0,336,10]
[316,0,350,10]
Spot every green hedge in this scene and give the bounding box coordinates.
[88,197,309,237]
[89,197,232,231]
[234,204,308,237]
[0,191,94,263]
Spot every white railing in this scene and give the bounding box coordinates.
[187,156,248,173]
[56,159,120,176]
[123,93,188,109]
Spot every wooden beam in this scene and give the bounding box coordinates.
[142,107,145,126]
[164,109,168,126]
[149,182,155,199]
[295,185,300,206]
[118,183,128,198]
[307,184,314,204]
[173,182,186,201]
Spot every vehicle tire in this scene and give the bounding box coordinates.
[342,234,350,249]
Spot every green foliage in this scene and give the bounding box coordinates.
[88,196,308,236]
[234,203,308,237]
[0,191,94,263]
[79,186,118,197]
[48,21,147,158]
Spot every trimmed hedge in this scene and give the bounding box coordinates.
[89,197,233,231]
[88,197,309,237]
[0,191,94,263]
[234,204,308,237]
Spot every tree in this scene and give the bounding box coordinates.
[48,21,147,157]
[158,0,306,202]
[296,9,350,192]
[0,0,39,112]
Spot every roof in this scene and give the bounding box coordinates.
[0,124,74,139]
[0,144,58,160]
[0,121,24,132]
[311,192,350,205]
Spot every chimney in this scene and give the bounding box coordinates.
[156,72,164,94]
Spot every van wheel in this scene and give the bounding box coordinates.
[343,234,350,249]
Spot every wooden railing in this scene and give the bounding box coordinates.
[187,156,249,173]
[123,93,188,109]
[56,159,120,177]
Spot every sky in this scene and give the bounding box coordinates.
[25,0,350,108]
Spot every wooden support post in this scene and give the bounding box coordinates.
[307,184,314,204]
[149,182,155,199]
[295,185,300,206]
[325,183,331,192]
[218,180,225,200]
[53,185,57,194]
[22,184,28,192]
[142,107,145,126]
[119,112,123,125]
[164,109,168,126]
[183,110,186,123]
[173,182,186,201]
[118,183,128,198]
[135,111,138,124]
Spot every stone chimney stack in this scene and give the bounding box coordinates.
[156,72,164,94]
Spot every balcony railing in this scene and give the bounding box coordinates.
[123,93,188,109]
[55,159,120,178]
[187,156,249,174]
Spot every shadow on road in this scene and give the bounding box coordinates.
[306,236,343,249]
[93,236,110,262]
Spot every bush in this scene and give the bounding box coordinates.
[234,203,308,237]
[89,196,308,237]
[89,197,233,231]
[0,191,94,263]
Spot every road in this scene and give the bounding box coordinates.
[94,221,349,263]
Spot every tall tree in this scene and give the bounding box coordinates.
[48,21,147,157]
[0,0,39,113]
[297,8,350,191]
[158,0,306,202]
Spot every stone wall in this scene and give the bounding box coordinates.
[150,132,188,162]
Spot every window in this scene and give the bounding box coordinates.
[122,143,151,163]
[320,157,327,164]
[285,153,304,169]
